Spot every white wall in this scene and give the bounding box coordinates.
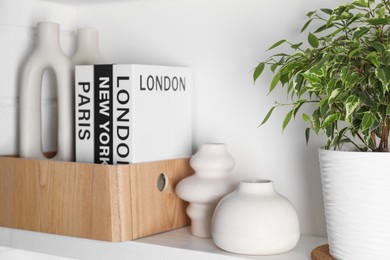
[76,0,349,236]
[0,0,348,236]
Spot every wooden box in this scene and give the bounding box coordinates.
[0,157,192,242]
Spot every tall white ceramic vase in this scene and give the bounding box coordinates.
[176,143,236,238]
[212,180,300,255]
[19,22,73,161]
[70,28,106,66]
[319,148,390,260]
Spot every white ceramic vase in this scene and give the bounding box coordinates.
[70,28,106,66]
[176,143,236,238]
[212,180,300,255]
[319,148,390,260]
[19,22,73,161]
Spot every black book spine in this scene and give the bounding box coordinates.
[94,64,113,164]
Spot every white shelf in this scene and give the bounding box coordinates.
[0,227,326,260]
[40,0,133,6]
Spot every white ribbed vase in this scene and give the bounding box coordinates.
[319,149,390,260]
[176,143,236,238]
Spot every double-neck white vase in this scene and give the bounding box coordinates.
[176,143,236,238]
[19,22,73,161]
[71,28,106,66]
[212,180,300,255]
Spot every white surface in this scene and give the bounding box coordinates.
[319,149,390,259]
[0,227,327,260]
[0,0,350,236]
[212,180,300,255]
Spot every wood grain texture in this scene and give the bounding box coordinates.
[311,244,336,260]
[0,157,192,241]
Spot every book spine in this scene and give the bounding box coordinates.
[75,65,94,163]
[113,65,132,164]
[94,64,113,164]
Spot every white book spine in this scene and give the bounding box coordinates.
[113,65,133,164]
[75,65,94,163]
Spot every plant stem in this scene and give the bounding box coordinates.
[377,116,389,152]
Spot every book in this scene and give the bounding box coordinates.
[74,65,94,163]
[94,64,113,164]
[75,64,192,164]
[112,64,192,164]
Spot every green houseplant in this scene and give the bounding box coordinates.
[253,0,390,259]
[254,0,389,152]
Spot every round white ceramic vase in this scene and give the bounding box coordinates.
[176,143,236,238]
[212,180,300,255]
[19,22,73,161]
[71,28,106,66]
[319,148,390,260]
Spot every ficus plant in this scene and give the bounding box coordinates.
[254,0,390,152]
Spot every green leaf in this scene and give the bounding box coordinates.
[361,112,375,131]
[302,113,310,122]
[293,74,304,93]
[352,26,369,40]
[345,72,361,88]
[308,33,319,48]
[270,63,279,73]
[348,48,360,58]
[319,99,329,116]
[268,72,281,94]
[306,10,316,18]
[322,113,339,128]
[335,127,349,149]
[370,42,385,53]
[345,95,360,118]
[313,54,329,72]
[376,66,390,88]
[352,0,368,7]
[314,24,329,34]
[328,89,342,104]
[303,71,321,83]
[320,8,333,15]
[367,52,379,67]
[259,106,276,126]
[282,110,294,132]
[368,18,389,25]
[267,40,286,51]
[293,100,306,118]
[253,62,265,82]
[291,42,303,50]
[301,19,313,33]
[359,92,373,106]
[305,128,310,145]
[326,16,336,28]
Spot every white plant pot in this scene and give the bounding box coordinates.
[319,148,390,260]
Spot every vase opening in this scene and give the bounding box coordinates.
[241,179,271,184]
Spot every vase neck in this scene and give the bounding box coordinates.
[36,22,60,49]
[197,143,228,154]
[76,28,100,52]
[237,180,275,195]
